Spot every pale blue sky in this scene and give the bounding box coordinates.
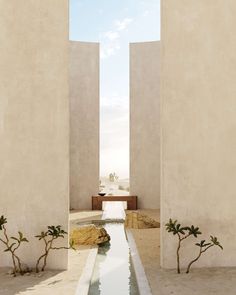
[70,0,160,178]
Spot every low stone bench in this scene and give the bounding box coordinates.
[92,195,138,210]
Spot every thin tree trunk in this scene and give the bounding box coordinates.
[176,238,181,274]
[2,226,18,275]
[14,253,23,274]
[42,251,49,271]
[186,250,201,273]
[186,244,214,273]
[36,253,47,273]
[11,253,17,276]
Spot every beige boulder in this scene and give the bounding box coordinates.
[70,225,110,245]
[125,212,160,229]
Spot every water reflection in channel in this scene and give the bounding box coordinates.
[88,202,139,295]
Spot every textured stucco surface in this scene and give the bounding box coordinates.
[0,1,69,269]
[70,41,99,210]
[161,0,236,268]
[130,42,160,209]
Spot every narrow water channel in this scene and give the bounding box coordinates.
[88,202,139,295]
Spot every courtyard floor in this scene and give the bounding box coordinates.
[1,209,236,294]
[0,246,92,295]
[131,209,236,295]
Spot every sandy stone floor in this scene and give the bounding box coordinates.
[70,210,102,223]
[2,209,236,294]
[153,267,236,295]
[130,209,236,295]
[129,209,160,294]
[0,246,92,295]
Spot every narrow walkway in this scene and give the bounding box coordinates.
[102,201,126,220]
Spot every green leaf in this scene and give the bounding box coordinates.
[35,231,47,240]
[11,237,19,242]
[47,225,68,238]
[210,236,223,250]
[165,218,190,237]
[196,240,212,248]
[69,239,76,250]
[21,238,29,243]
[18,231,23,240]
[187,225,202,237]
[0,215,7,230]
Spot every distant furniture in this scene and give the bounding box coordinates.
[92,195,138,210]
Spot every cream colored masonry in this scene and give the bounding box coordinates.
[161,0,236,268]
[130,41,160,209]
[0,0,69,269]
[69,41,99,210]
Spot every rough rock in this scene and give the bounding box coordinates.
[70,225,110,245]
[125,212,160,229]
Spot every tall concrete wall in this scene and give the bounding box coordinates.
[161,0,236,268]
[70,41,99,210]
[130,41,160,209]
[0,1,69,269]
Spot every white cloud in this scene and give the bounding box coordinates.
[104,31,120,41]
[100,41,120,59]
[100,30,121,59]
[143,10,150,17]
[99,17,133,59]
[114,18,133,31]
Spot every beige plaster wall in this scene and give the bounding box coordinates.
[130,41,160,209]
[0,1,69,269]
[161,0,236,268]
[70,41,99,210]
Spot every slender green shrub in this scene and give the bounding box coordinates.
[165,218,223,274]
[165,219,201,273]
[0,216,29,276]
[35,225,75,273]
[186,236,223,273]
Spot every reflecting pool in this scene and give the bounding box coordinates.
[88,222,139,295]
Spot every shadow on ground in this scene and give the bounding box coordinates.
[0,268,64,295]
